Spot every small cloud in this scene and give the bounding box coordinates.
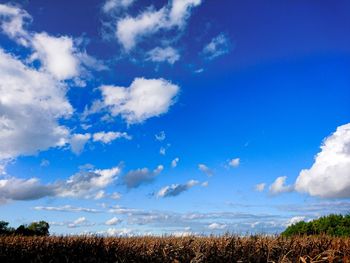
[208,223,227,230]
[285,216,305,227]
[228,158,240,168]
[202,33,231,60]
[269,176,294,195]
[110,192,122,200]
[123,165,163,189]
[70,133,91,155]
[105,217,122,226]
[198,164,213,176]
[102,0,135,13]
[255,183,266,192]
[194,68,204,74]
[157,180,199,198]
[94,78,180,125]
[146,47,180,64]
[155,131,166,141]
[159,147,166,155]
[201,181,209,187]
[93,131,131,144]
[171,157,179,168]
[40,159,50,167]
[33,205,100,213]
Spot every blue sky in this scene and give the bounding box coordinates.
[0,0,350,236]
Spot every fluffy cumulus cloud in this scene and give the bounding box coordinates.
[115,0,201,51]
[58,166,121,197]
[0,4,106,161]
[198,164,213,176]
[202,33,231,60]
[295,123,350,198]
[146,47,180,64]
[0,177,55,202]
[31,33,80,80]
[156,180,199,198]
[93,131,131,144]
[123,165,163,189]
[269,176,294,195]
[97,78,179,124]
[0,48,72,160]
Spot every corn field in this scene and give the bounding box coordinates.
[1,235,350,262]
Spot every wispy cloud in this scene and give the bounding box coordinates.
[202,33,231,60]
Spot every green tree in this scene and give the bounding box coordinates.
[27,221,50,236]
[282,214,350,237]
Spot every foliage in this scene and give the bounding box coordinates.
[282,214,350,237]
[0,220,49,236]
[0,235,349,262]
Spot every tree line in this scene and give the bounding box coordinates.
[0,220,49,236]
[282,214,350,237]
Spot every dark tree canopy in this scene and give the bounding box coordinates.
[0,220,50,236]
[282,214,350,237]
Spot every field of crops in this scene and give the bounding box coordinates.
[1,235,350,263]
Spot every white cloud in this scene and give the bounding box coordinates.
[159,147,166,155]
[0,48,72,160]
[157,180,199,198]
[269,176,294,195]
[194,68,204,74]
[31,33,79,80]
[105,228,133,236]
[198,164,213,176]
[105,217,122,225]
[208,223,227,230]
[146,47,180,64]
[123,165,163,189]
[295,123,350,198]
[171,157,179,168]
[110,192,122,200]
[168,0,201,27]
[40,159,50,167]
[115,0,201,51]
[98,78,179,124]
[70,133,91,155]
[285,216,305,227]
[67,217,94,228]
[0,165,121,203]
[155,131,166,141]
[58,166,121,198]
[33,205,100,213]
[255,183,266,192]
[228,158,240,168]
[93,131,131,144]
[102,0,135,13]
[202,33,231,60]
[0,4,31,46]
[116,7,167,51]
[201,181,208,187]
[0,177,54,202]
